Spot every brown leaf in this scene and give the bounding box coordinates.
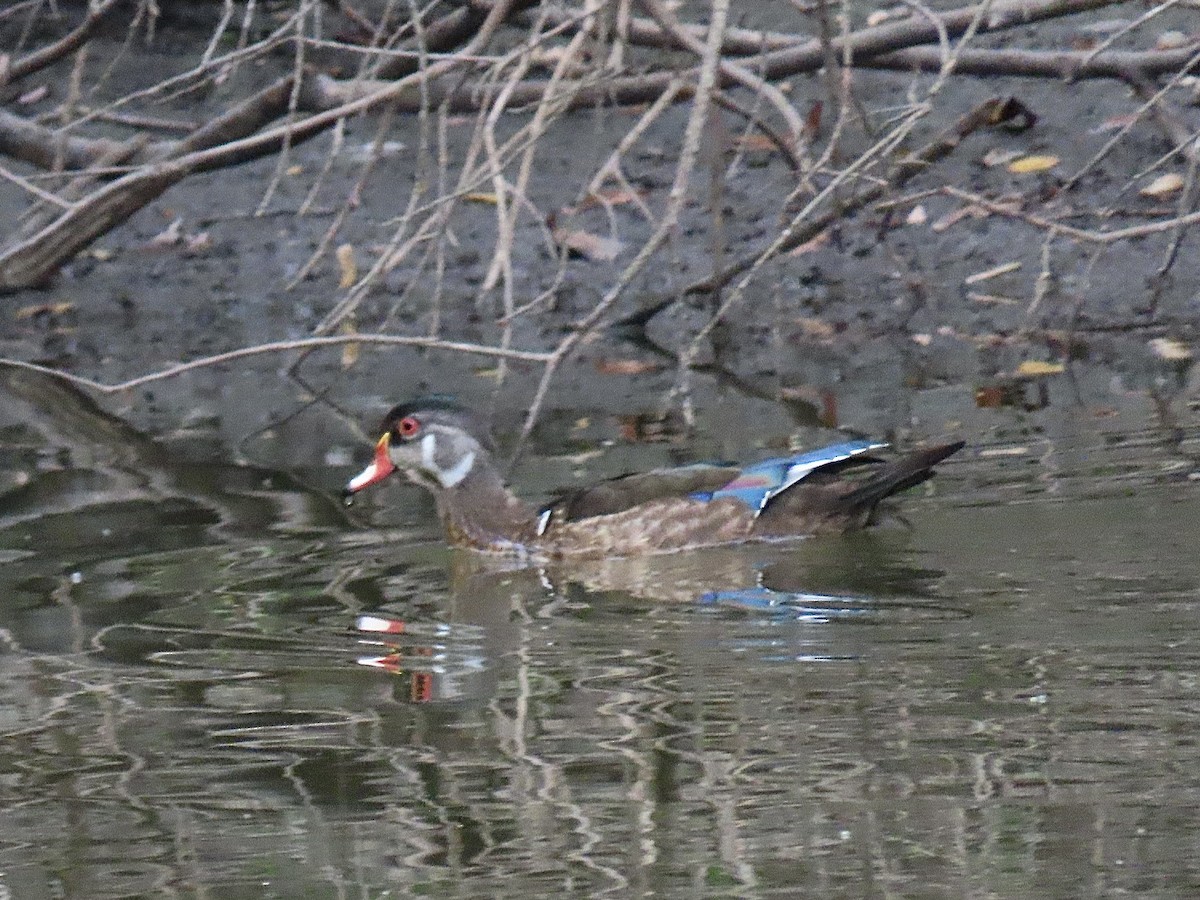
[975,385,1018,408]
[804,100,823,140]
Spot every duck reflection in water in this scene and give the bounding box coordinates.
[352,532,951,703]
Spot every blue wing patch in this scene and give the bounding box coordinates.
[691,438,886,515]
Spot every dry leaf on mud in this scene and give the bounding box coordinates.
[568,189,646,215]
[339,319,359,369]
[981,148,1022,168]
[1149,337,1192,362]
[15,301,74,320]
[552,224,624,261]
[336,243,358,288]
[787,228,831,256]
[464,192,499,205]
[586,189,644,208]
[974,386,1008,409]
[1155,30,1188,50]
[1139,173,1184,199]
[595,358,661,376]
[932,204,985,232]
[1093,113,1140,134]
[149,218,183,247]
[184,232,212,255]
[1015,360,1064,377]
[735,133,779,153]
[794,316,837,339]
[1007,155,1059,174]
[866,6,907,26]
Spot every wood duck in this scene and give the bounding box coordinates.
[342,398,963,559]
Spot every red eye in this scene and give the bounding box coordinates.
[397,416,420,439]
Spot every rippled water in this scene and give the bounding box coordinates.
[3,373,1200,897]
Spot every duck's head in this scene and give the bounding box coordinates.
[342,398,495,502]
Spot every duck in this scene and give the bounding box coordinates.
[342,397,963,559]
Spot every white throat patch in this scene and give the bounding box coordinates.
[421,432,476,488]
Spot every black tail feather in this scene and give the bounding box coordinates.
[843,440,964,523]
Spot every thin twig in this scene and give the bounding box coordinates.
[0,335,552,395]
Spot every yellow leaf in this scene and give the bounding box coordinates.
[335,243,357,289]
[1007,155,1059,174]
[464,192,499,205]
[1015,360,1064,377]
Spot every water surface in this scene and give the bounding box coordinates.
[2,379,1199,898]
